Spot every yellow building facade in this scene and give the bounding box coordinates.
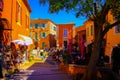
[30,19,57,49]
[75,26,86,43]
[105,11,120,57]
[84,20,94,43]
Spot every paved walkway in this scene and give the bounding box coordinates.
[7,56,72,80]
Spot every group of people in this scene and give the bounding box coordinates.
[60,39,120,75]
[48,48,62,63]
[5,43,20,72]
[4,43,28,74]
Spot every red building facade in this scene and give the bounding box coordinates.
[57,23,75,49]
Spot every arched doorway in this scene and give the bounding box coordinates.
[64,40,67,48]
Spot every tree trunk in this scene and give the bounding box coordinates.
[81,22,103,80]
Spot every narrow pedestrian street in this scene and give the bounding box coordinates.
[7,56,72,80]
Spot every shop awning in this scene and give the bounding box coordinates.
[12,40,26,45]
[12,34,33,46]
[18,34,33,46]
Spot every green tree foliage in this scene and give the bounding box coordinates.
[40,0,120,21]
[40,0,120,80]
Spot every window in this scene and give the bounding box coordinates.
[86,27,89,36]
[30,23,32,29]
[26,15,29,28]
[63,29,68,37]
[41,32,46,38]
[50,24,53,30]
[64,41,67,48]
[90,25,94,36]
[16,1,22,24]
[54,34,56,38]
[30,32,32,38]
[115,25,120,33]
[114,18,120,33]
[42,42,45,49]
[54,26,56,31]
[41,23,46,29]
[38,23,46,29]
[38,23,41,28]
[39,32,41,38]
[42,24,46,28]
[35,32,38,40]
[50,24,56,31]
[34,24,38,28]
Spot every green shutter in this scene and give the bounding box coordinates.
[30,24,32,29]
[42,42,45,49]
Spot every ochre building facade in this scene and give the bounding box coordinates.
[30,19,57,49]
[84,11,120,62]
[1,0,32,49]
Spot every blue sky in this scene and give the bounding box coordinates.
[28,0,87,27]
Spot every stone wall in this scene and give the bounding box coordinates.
[59,63,86,75]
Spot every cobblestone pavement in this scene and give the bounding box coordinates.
[7,56,72,80]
